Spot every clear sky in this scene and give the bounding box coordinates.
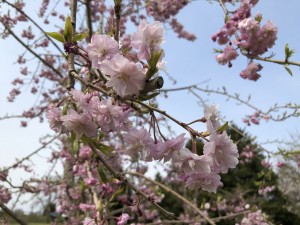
[1,0,300,212]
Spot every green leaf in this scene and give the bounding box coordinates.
[45,32,65,43]
[81,134,91,144]
[284,43,295,62]
[72,138,79,155]
[284,65,293,76]
[216,121,228,133]
[98,167,108,183]
[146,50,162,79]
[94,142,113,155]
[72,31,89,42]
[64,16,73,42]
[62,104,68,115]
[139,92,160,101]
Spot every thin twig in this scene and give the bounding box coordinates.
[3,135,59,173]
[3,25,63,78]
[2,0,65,56]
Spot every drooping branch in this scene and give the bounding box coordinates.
[3,135,59,173]
[2,24,63,78]
[2,0,65,56]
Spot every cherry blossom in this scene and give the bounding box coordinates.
[185,172,222,193]
[204,104,221,133]
[204,132,239,173]
[131,20,164,61]
[124,127,156,161]
[86,34,119,69]
[61,109,98,138]
[101,54,146,97]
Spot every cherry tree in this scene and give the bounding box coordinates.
[0,0,299,224]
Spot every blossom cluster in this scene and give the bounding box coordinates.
[240,210,270,225]
[212,0,278,81]
[123,105,238,192]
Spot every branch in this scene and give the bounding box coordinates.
[0,203,28,225]
[146,210,250,224]
[85,0,93,39]
[2,0,65,56]
[3,135,59,173]
[66,0,78,90]
[2,24,63,78]
[0,114,24,121]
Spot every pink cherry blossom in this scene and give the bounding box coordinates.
[70,89,92,113]
[238,18,277,56]
[0,186,12,203]
[79,145,92,160]
[240,62,262,81]
[86,34,119,69]
[83,217,96,225]
[241,210,270,225]
[204,104,220,133]
[101,54,146,97]
[204,132,239,173]
[84,177,97,186]
[171,148,212,175]
[131,19,164,60]
[124,127,156,161]
[186,172,222,193]
[61,109,98,138]
[93,99,130,132]
[46,105,64,132]
[117,213,130,225]
[216,45,238,65]
[151,133,186,161]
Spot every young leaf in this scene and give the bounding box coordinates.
[216,121,228,133]
[72,138,79,155]
[98,167,108,183]
[45,32,65,43]
[94,142,113,155]
[284,65,293,76]
[284,43,295,62]
[64,16,73,42]
[72,31,89,42]
[139,92,160,101]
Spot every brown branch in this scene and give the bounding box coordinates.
[85,0,93,39]
[0,203,28,225]
[67,0,78,90]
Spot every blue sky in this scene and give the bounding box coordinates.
[1,0,300,211]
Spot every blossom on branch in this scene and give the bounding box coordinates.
[61,109,97,138]
[87,34,120,69]
[204,132,239,173]
[101,54,146,97]
[131,20,164,61]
